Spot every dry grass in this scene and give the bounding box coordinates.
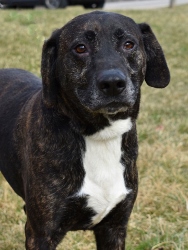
[0,4,188,250]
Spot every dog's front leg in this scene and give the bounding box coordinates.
[94,226,126,250]
[25,220,62,250]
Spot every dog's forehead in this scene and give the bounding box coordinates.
[60,12,140,40]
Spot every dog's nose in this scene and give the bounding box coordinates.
[97,70,126,96]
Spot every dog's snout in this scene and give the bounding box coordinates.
[97,70,126,96]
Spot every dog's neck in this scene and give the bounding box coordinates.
[69,111,133,137]
[46,92,140,137]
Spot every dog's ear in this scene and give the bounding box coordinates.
[138,23,170,88]
[41,29,61,107]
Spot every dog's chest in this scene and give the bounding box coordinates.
[78,118,132,226]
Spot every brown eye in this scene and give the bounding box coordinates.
[75,44,87,54]
[124,41,134,50]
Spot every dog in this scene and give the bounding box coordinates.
[0,11,170,250]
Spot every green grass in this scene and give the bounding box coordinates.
[0,4,188,250]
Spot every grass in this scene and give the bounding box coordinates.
[0,4,188,250]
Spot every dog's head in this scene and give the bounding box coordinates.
[41,11,170,119]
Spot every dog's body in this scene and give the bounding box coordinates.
[0,11,170,250]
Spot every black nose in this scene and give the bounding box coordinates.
[97,69,126,96]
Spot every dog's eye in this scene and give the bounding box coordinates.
[124,41,134,50]
[75,45,87,54]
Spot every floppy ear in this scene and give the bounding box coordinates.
[138,23,170,88]
[41,29,61,107]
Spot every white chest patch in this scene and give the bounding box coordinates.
[78,117,132,226]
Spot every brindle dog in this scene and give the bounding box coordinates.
[0,11,170,250]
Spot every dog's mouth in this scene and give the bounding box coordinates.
[97,102,129,115]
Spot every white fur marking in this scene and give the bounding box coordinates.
[90,117,132,141]
[78,118,132,226]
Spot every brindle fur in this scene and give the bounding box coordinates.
[0,11,170,250]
